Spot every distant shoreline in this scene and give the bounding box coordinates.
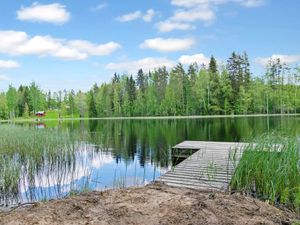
[0,113,299,123]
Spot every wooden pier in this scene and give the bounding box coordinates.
[158,141,246,191]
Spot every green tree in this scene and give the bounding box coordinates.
[209,56,221,114]
[28,82,45,114]
[68,89,76,117]
[88,91,97,118]
[23,103,30,118]
[17,85,29,117]
[75,91,87,117]
[220,68,233,114]
[0,93,8,119]
[6,85,18,119]
[187,63,198,114]
[235,86,251,114]
[194,68,210,114]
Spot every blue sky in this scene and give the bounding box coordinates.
[0,0,299,91]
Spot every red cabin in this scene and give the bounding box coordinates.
[35,111,46,117]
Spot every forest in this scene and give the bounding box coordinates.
[0,51,300,120]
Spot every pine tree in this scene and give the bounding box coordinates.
[209,55,218,74]
[187,63,198,114]
[227,51,252,113]
[242,52,251,88]
[209,56,221,114]
[88,92,97,118]
[169,63,185,115]
[136,69,146,93]
[124,75,136,115]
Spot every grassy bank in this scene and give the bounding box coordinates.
[231,134,300,210]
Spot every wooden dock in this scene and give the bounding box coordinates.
[158,141,246,191]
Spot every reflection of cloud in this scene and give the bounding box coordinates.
[20,156,90,193]
[20,146,114,195]
[91,154,114,168]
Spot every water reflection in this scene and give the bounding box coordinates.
[1,115,300,207]
[1,143,164,207]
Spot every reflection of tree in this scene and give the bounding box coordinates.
[4,117,300,207]
[86,117,300,169]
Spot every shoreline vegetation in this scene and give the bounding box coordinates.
[1,54,300,123]
[0,112,300,123]
[231,135,300,211]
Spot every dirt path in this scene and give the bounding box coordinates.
[0,182,297,225]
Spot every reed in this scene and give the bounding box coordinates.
[0,124,84,206]
[231,134,300,210]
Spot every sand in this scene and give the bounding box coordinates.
[0,182,297,225]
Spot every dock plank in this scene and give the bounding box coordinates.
[158,141,246,191]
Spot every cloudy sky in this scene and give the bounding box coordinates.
[0,0,299,91]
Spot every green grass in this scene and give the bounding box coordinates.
[3,110,81,122]
[43,111,59,119]
[231,134,300,210]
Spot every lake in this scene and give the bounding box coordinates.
[1,115,299,207]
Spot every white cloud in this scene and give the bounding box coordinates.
[0,30,121,61]
[17,2,70,24]
[106,57,176,73]
[0,75,11,81]
[171,6,215,23]
[106,54,213,73]
[68,40,121,56]
[179,53,210,65]
[156,4,215,33]
[91,3,107,11]
[117,9,157,23]
[240,0,265,7]
[143,9,156,22]
[170,0,264,7]
[255,54,300,66]
[158,0,265,32]
[116,11,142,22]
[0,60,20,69]
[140,37,195,53]
[157,20,195,32]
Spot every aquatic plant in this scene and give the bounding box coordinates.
[0,124,85,206]
[231,134,300,210]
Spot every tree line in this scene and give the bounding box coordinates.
[0,52,300,120]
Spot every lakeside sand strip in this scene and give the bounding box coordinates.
[0,182,296,225]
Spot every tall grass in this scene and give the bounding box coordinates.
[231,134,300,210]
[0,124,85,206]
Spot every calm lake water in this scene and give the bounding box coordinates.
[1,115,300,207]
